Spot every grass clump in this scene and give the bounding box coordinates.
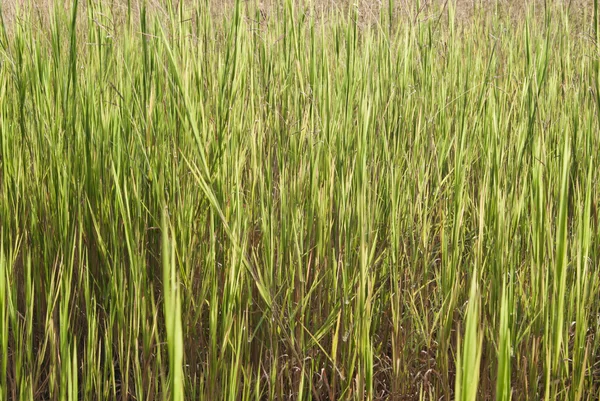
[1,0,600,399]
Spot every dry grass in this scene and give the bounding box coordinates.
[1,0,593,28]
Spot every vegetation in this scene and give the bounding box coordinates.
[1,0,600,399]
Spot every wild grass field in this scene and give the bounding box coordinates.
[1,0,600,400]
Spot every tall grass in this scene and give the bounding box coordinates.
[0,0,599,399]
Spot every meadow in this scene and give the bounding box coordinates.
[1,0,600,399]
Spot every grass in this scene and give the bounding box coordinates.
[1,0,600,399]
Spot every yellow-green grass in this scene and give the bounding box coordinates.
[1,0,599,399]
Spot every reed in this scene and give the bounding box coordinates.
[0,0,599,399]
